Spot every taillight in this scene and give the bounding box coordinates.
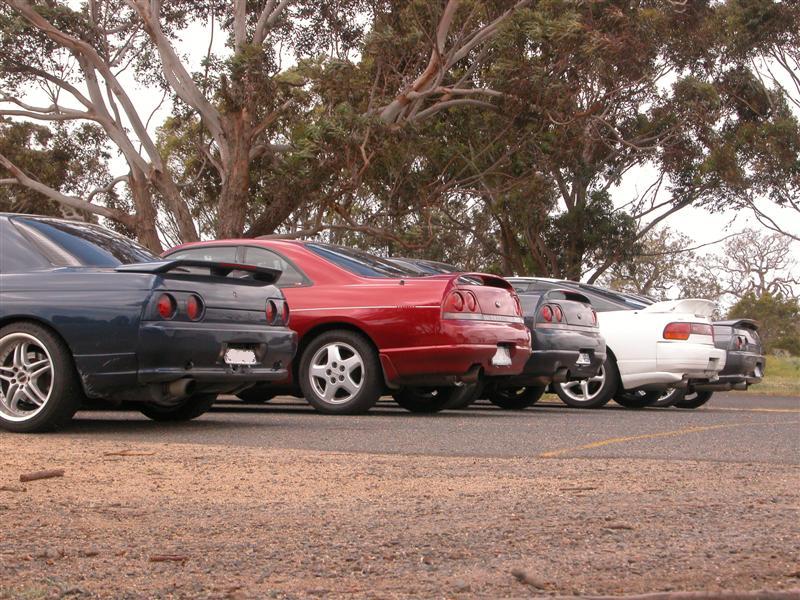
[513,295,522,317]
[157,294,176,320]
[591,309,598,326]
[663,322,713,340]
[735,335,746,350]
[266,300,278,324]
[281,301,290,325]
[465,291,477,312]
[553,305,563,323]
[541,305,553,322]
[186,295,203,321]
[444,291,466,312]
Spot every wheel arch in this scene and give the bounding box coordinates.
[0,316,88,393]
[294,321,383,382]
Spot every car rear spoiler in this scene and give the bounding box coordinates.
[455,273,514,290]
[714,318,759,331]
[541,288,592,305]
[641,298,716,317]
[116,259,281,284]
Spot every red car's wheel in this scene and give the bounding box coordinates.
[299,330,383,415]
[488,385,545,410]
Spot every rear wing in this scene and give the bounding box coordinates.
[115,259,281,285]
[541,288,592,305]
[455,273,514,290]
[641,298,716,317]
[714,318,759,331]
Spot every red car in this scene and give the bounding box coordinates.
[164,240,531,414]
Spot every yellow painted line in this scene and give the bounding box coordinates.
[538,421,800,458]
[712,407,800,414]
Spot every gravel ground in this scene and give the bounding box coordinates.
[1,436,798,599]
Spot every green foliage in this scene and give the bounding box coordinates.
[728,293,800,355]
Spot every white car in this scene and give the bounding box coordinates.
[507,279,726,408]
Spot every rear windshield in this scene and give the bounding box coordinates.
[12,217,157,267]
[305,243,420,278]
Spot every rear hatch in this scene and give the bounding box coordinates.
[117,260,287,326]
[442,274,523,323]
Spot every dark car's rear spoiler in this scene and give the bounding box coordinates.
[542,288,592,305]
[455,273,514,290]
[714,318,759,331]
[116,259,281,284]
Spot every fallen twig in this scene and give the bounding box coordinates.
[149,554,189,563]
[19,469,65,483]
[0,485,26,492]
[103,450,156,457]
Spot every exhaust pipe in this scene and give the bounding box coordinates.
[166,378,196,400]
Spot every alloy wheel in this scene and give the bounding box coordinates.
[558,366,606,404]
[0,333,54,422]
[308,342,364,404]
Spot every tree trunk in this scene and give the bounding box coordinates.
[216,113,251,238]
[128,171,162,252]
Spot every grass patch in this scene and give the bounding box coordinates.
[741,354,800,397]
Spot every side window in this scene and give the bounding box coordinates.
[0,220,51,273]
[167,246,238,262]
[243,247,308,288]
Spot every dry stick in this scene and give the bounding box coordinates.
[550,593,800,600]
[19,469,65,483]
[103,450,156,457]
[149,555,189,563]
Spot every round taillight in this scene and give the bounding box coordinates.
[281,301,290,325]
[452,292,465,311]
[157,294,176,320]
[553,305,563,322]
[266,300,277,324]
[541,305,553,322]
[465,291,477,312]
[187,295,203,321]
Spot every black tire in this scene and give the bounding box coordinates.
[443,381,485,410]
[0,322,83,433]
[488,385,545,410]
[614,390,662,409]
[674,391,714,409]
[650,388,685,408]
[236,385,276,404]
[298,330,383,415]
[139,393,217,422]
[393,387,455,413]
[554,358,618,409]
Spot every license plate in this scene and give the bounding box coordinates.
[491,346,512,367]
[576,352,592,366]
[224,348,258,366]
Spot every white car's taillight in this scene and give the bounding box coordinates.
[663,322,713,341]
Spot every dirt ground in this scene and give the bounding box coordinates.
[1,436,798,599]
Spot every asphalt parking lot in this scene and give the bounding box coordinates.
[61,392,800,465]
[2,392,798,599]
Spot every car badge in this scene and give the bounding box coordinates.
[577,314,582,320]
[233,291,238,298]
[495,300,501,308]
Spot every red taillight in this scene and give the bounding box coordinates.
[553,305,563,323]
[446,291,465,312]
[465,291,477,312]
[186,295,203,321]
[663,322,713,340]
[541,305,553,322]
[513,295,522,317]
[266,300,277,324]
[281,301,290,325]
[157,294,176,320]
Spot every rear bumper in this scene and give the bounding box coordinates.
[619,342,726,391]
[691,350,765,391]
[500,327,606,385]
[379,320,531,387]
[77,321,297,399]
